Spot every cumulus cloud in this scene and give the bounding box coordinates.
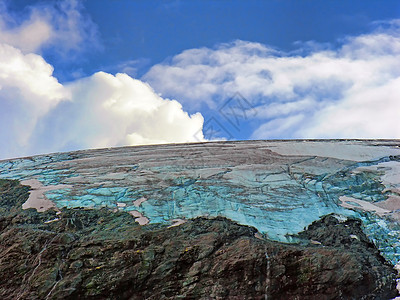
[0,43,67,155]
[0,48,204,159]
[30,72,204,154]
[0,0,204,159]
[144,21,400,139]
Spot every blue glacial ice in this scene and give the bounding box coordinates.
[1,140,400,264]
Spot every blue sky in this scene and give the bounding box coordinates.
[0,0,400,159]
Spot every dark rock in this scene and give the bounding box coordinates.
[0,180,398,299]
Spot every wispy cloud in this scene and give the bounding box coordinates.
[0,0,100,56]
[103,58,152,78]
[144,20,400,139]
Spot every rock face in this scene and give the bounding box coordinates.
[0,179,398,299]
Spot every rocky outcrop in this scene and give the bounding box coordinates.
[0,179,398,299]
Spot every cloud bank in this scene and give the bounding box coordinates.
[144,20,400,139]
[1,0,399,159]
[0,0,204,159]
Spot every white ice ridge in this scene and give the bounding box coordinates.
[264,140,400,161]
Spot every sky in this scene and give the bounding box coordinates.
[0,0,400,159]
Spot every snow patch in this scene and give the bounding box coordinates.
[21,179,71,212]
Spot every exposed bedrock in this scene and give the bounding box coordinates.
[0,179,397,299]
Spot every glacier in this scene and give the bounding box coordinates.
[1,140,400,265]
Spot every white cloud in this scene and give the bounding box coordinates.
[1,0,399,159]
[144,21,400,139]
[0,47,204,159]
[0,0,99,55]
[0,12,52,53]
[298,76,400,138]
[0,43,67,154]
[0,0,203,159]
[252,114,305,139]
[31,72,204,153]
[108,58,151,78]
